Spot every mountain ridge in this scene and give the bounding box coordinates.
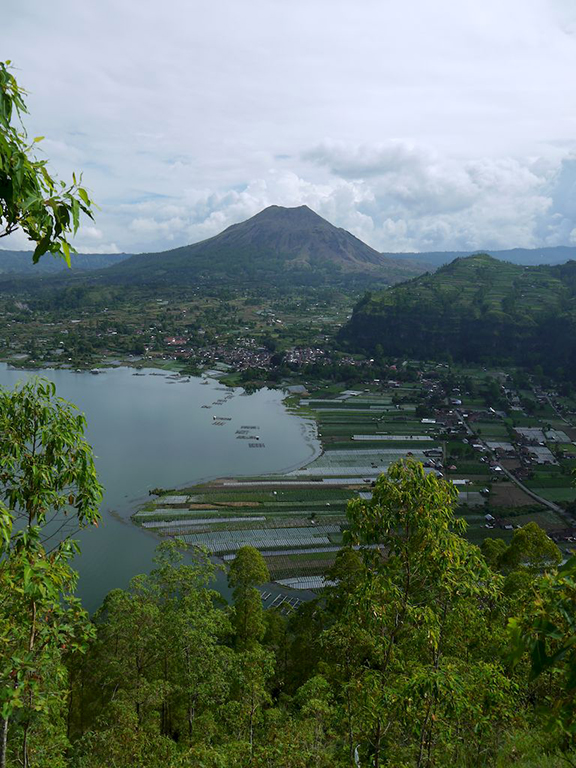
[96,204,423,288]
[0,250,131,275]
[386,245,576,268]
[3,207,576,280]
[339,253,576,379]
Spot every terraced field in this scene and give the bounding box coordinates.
[133,387,440,588]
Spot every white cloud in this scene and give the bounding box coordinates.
[0,227,35,251]
[303,140,429,180]
[3,0,576,255]
[79,226,103,240]
[75,242,121,254]
[76,148,575,256]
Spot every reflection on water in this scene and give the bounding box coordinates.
[0,365,319,611]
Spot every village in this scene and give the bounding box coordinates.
[0,285,358,375]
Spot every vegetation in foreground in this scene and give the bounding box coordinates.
[2,381,576,767]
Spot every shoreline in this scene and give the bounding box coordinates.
[130,387,323,522]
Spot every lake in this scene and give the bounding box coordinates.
[0,364,319,611]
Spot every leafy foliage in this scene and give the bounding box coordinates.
[0,61,94,263]
[228,546,270,650]
[510,555,576,746]
[0,378,102,541]
[3,441,576,766]
[0,379,102,768]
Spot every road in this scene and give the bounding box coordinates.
[496,463,565,517]
[454,410,567,519]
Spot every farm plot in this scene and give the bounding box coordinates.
[524,474,574,489]
[352,434,434,442]
[504,509,566,530]
[141,516,266,529]
[531,487,576,503]
[473,422,510,438]
[263,552,338,580]
[490,483,538,507]
[135,507,220,518]
[301,448,429,469]
[180,524,341,555]
[275,576,334,590]
[223,545,343,560]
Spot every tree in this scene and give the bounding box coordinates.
[323,459,512,767]
[0,539,92,768]
[0,379,102,768]
[481,536,508,569]
[0,61,94,263]
[509,555,576,752]
[69,543,233,762]
[500,522,562,574]
[227,546,270,649]
[0,378,102,546]
[224,547,274,761]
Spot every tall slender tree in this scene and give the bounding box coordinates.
[0,379,102,768]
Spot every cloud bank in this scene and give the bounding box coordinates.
[2,0,576,254]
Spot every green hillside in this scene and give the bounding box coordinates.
[340,254,576,377]
[387,244,576,268]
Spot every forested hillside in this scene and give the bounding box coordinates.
[340,254,576,379]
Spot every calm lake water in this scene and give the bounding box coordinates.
[0,364,319,611]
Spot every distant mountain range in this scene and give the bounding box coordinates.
[0,206,424,289]
[0,250,131,275]
[388,246,576,268]
[340,253,576,379]
[3,208,576,288]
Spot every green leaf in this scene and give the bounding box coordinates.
[62,240,71,268]
[32,232,52,263]
[0,64,94,260]
[559,555,576,574]
[78,187,90,206]
[71,197,80,232]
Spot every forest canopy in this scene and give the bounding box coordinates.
[1,426,575,767]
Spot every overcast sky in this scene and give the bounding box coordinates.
[3,0,576,254]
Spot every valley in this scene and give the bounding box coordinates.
[0,283,357,378]
[3,210,576,601]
